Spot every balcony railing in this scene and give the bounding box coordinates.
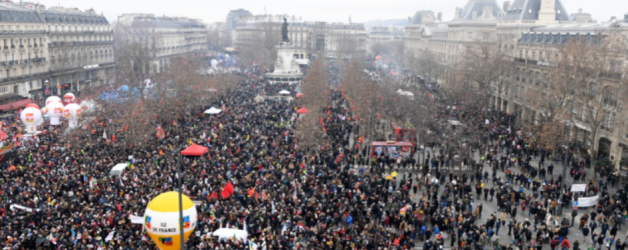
[48,41,113,47]
[601,72,621,80]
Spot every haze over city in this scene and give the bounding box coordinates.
[0,0,627,249]
[46,0,624,24]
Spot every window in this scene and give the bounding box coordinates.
[0,86,6,93]
[602,87,618,108]
[601,113,614,131]
[612,61,622,73]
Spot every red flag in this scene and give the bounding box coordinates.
[211,191,218,200]
[224,181,235,195]
[220,189,230,199]
[247,188,256,197]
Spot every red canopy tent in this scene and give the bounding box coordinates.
[0,99,32,112]
[297,107,310,114]
[181,143,209,156]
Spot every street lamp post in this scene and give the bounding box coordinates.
[177,157,185,250]
[558,91,575,212]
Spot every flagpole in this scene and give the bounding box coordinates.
[177,156,185,250]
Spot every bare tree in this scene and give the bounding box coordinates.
[342,59,381,158]
[543,31,627,178]
[238,18,281,69]
[295,54,331,156]
[461,38,515,102]
[113,24,162,98]
[416,49,447,86]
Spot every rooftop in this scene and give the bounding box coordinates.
[43,6,108,24]
[0,3,43,23]
[502,0,569,21]
[456,0,504,20]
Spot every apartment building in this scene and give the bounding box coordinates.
[116,14,207,73]
[44,6,114,97]
[0,2,113,103]
[404,0,628,169]
[232,14,366,60]
[0,2,49,100]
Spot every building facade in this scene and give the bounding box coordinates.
[225,9,252,46]
[116,14,207,73]
[0,3,48,101]
[44,6,114,97]
[232,14,366,60]
[366,26,404,55]
[404,0,628,169]
[0,2,113,102]
[233,15,312,60]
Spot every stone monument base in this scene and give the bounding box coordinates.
[265,42,303,85]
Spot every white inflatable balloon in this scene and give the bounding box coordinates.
[20,107,43,133]
[79,100,97,115]
[46,96,62,106]
[46,102,64,125]
[63,93,76,105]
[64,103,81,128]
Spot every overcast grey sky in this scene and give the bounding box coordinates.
[45,0,623,24]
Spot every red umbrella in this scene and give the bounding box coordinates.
[296,93,304,98]
[297,107,310,114]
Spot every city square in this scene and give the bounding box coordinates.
[0,0,626,250]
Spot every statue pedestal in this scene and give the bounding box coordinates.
[265,42,303,85]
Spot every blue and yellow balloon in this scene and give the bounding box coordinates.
[144,192,197,250]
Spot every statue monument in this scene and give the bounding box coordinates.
[265,18,302,85]
[281,18,289,43]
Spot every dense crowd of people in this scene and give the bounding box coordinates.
[0,62,626,250]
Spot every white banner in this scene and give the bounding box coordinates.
[129,214,144,224]
[571,184,587,192]
[577,195,599,207]
[10,204,40,213]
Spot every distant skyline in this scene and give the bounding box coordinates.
[43,0,624,24]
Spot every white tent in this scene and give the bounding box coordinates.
[396,89,414,99]
[210,228,248,241]
[397,90,414,96]
[448,120,465,127]
[278,90,290,95]
[110,163,128,176]
[204,107,222,114]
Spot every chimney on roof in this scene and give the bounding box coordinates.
[437,12,442,21]
[503,1,511,12]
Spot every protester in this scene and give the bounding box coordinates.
[0,64,625,250]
